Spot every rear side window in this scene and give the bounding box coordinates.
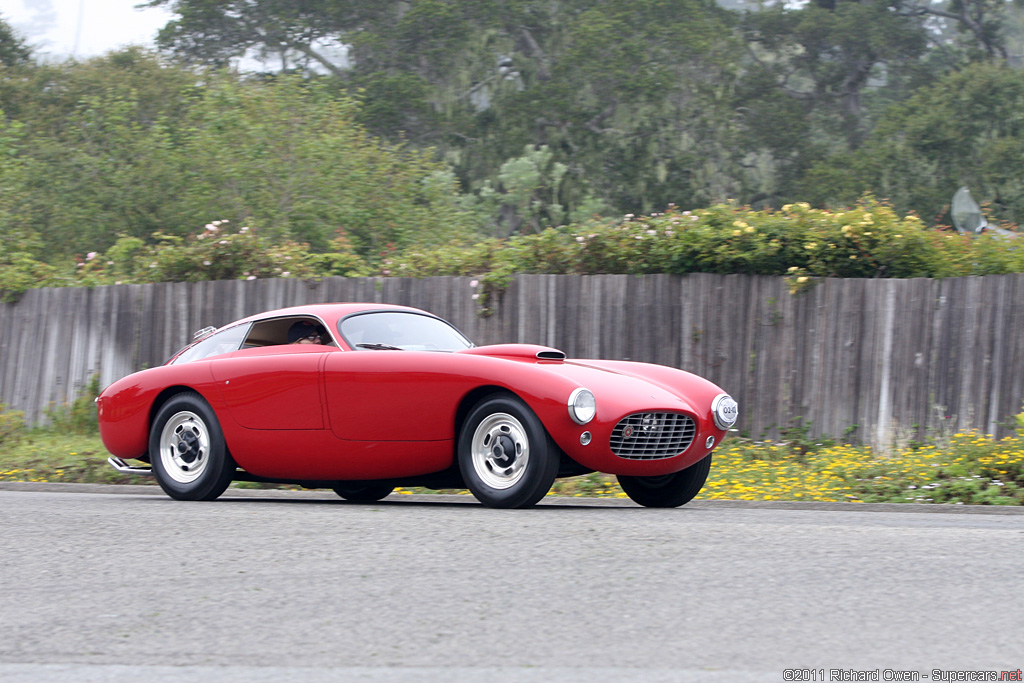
[171,324,250,365]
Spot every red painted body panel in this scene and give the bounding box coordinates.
[211,346,329,430]
[97,303,733,483]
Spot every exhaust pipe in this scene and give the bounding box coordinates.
[107,456,153,476]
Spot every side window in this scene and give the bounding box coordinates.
[171,324,250,365]
[243,317,336,347]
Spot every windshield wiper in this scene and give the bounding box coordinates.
[356,343,403,351]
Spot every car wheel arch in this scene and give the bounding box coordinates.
[147,386,219,453]
[454,386,515,441]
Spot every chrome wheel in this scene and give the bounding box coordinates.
[458,394,559,508]
[158,410,210,485]
[470,412,530,490]
[150,392,234,501]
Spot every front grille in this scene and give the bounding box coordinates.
[610,412,696,460]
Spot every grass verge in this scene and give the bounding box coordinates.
[1,426,1022,505]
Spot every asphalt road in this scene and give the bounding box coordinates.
[1,484,1022,682]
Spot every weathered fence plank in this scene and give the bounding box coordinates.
[2,273,1023,447]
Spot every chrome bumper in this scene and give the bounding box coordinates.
[107,456,153,476]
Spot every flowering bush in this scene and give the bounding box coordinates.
[379,197,1022,298]
[1,197,1022,303]
[73,221,368,286]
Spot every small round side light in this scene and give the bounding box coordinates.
[705,435,715,449]
[580,431,592,446]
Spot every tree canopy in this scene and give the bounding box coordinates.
[2,1,1024,275]
[137,0,1024,231]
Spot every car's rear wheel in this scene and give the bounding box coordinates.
[617,454,712,508]
[150,392,235,501]
[332,482,395,503]
[458,394,559,509]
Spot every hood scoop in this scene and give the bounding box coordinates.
[459,344,566,362]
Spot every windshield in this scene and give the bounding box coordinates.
[339,312,472,352]
[170,323,250,365]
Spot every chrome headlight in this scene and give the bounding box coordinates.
[711,394,739,430]
[568,388,596,425]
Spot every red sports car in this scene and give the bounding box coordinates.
[98,303,738,508]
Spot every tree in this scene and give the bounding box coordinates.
[802,62,1024,225]
[145,0,747,231]
[0,15,31,67]
[0,51,481,260]
[738,0,929,150]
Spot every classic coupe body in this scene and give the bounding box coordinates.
[98,303,738,508]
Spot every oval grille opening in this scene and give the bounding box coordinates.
[610,412,696,460]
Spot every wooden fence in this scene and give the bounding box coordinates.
[2,273,1023,447]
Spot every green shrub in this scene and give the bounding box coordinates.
[45,375,100,435]
[0,403,27,445]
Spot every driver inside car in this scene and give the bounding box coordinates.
[288,321,326,345]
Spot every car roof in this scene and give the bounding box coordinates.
[232,302,433,329]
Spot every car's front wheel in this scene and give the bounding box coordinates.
[458,394,559,508]
[150,392,235,501]
[617,454,712,508]
[332,482,395,503]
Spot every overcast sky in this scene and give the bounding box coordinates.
[4,0,172,60]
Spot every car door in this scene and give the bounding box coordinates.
[210,345,329,430]
[323,351,468,442]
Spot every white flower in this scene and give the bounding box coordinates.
[246,275,256,281]
[576,236,585,243]
[281,271,290,277]
[219,240,227,245]
[647,230,656,236]
[203,260,211,266]
[470,279,479,288]
[86,252,97,261]
[471,293,479,300]
[240,226,249,233]
[205,224,218,233]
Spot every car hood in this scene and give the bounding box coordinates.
[457,344,725,417]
